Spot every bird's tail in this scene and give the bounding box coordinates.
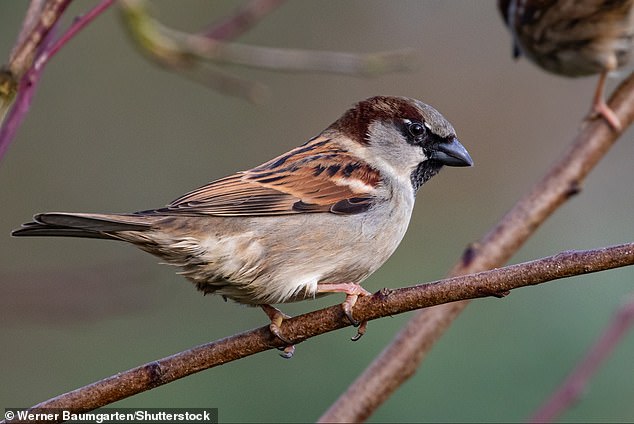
[12,212,154,240]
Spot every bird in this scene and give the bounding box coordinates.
[12,96,473,357]
[498,0,634,130]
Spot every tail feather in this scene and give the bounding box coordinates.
[12,212,154,239]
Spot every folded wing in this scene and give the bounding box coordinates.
[160,136,382,216]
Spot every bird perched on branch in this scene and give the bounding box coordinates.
[13,96,472,357]
[498,0,634,130]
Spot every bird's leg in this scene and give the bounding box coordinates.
[260,304,295,358]
[589,68,621,131]
[316,283,371,341]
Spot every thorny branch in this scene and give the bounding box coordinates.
[3,243,634,424]
[319,73,634,423]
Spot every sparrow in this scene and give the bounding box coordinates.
[498,0,634,130]
[12,96,473,357]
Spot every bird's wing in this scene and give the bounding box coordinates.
[151,136,382,216]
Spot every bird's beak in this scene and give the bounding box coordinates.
[432,137,473,167]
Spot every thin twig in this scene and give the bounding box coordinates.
[529,295,634,423]
[202,0,285,40]
[178,37,415,76]
[5,0,71,78]
[118,0,414,102]
[0,0,115,161]
[118,0,266,101]
[8,0,46,66]
[156,15,415,76]
[0,0,70,127]
[3,243,634,424]
[37,0,115,69]
[319,72,634,423]
[0,21,58,161]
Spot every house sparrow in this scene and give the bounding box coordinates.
[12,96,473,357]
[498,0,634,130]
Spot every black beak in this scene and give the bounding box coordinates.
[432,137,473,167]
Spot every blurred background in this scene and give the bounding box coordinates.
[1,1,633,422]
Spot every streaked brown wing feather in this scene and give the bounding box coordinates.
[162,136,381,216]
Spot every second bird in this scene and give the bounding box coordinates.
[499,0,634,130]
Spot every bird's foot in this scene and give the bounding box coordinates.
[260,304,295,358]
[317,283,371,341]
[588,69,622,131]
[590,100,622,131]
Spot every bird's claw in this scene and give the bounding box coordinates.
[269,321,293,345]
[591,101,622,131]
[315,283,372,342]
[261,304,295,357]
[341,293,368,341]
[277,344,295,359]
[351,320,367,341]
[343,301,360,327]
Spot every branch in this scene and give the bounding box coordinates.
[319,72,634,422]
[4,243,634,424]
[202,0,286,40]
[7,0,46,72]
[0,0,115,161]
[5,0,71,78]
[38,0,116,69]
[118,0,415,102]
[0,0,70,128]
[529,295,634,423]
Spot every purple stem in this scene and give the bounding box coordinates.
[0,24,57,160]
[529,296,634,422]
[0,78,36,160]
[0,0,116,162]
[37,0,115,68]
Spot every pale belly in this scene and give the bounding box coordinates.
[136,194,415,305]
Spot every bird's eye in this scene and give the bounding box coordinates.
[408,122,425,138]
